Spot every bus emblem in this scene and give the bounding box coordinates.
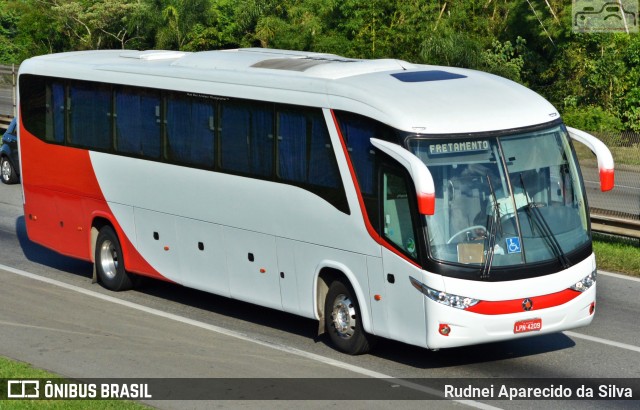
[522,298,533,311]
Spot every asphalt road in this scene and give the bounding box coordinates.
[582,166,640,217]
[1,174,639,409]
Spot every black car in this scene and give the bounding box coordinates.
[1,118,19,184]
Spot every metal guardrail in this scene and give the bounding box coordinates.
[591,213,640,240]
[0,64,17,75]
[0,64,18,117]
[0,114,12,132]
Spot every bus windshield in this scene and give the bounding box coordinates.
[408,124,589,270]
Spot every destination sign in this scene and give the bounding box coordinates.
[429,140,490,155]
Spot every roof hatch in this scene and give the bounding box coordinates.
[120,50,186,61]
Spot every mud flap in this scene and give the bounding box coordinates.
[92,263,97,284]
[317,310,325,335]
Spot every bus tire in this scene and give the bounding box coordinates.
[324,278,373,355]
[95,226,133,291]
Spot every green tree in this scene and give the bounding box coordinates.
[156,0,214,50]
[27,0,151,50]
[0,0,20,62]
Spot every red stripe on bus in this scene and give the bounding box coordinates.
[330,110,421,269]
[20,126,169,282]
[465,288,581,315]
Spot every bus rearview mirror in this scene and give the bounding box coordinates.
[370,138,436,215]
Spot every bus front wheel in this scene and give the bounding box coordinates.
[95,226,133,291]
[324,278,373,355]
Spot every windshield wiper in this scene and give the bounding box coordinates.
[481,175,501,280]
[519,174,570,269]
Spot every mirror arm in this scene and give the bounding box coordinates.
[370,138,435,215]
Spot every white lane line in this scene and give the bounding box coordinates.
[0,263,498,410]
[598,270,640,283]
[564,331,640,353]
[0,320,104,337]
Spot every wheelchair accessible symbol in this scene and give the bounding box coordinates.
[506,237,522,254]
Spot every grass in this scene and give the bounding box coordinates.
[593,234,640,277]
[0,356,148,409]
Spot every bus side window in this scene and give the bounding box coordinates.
[220,103,251,174]
[165,95,215,167]
[220,102,274,177]
[308,113,340,188]
[50,82,65,143]
[114,89,161,158]
[278,110,308,182]
[68,83,112,150]
[382,168,418,259]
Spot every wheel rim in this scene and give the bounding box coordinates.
[99,239,119,280]
[331,294,356,339]
[1,160,10,181]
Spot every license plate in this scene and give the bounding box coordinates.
[513,318,542,334]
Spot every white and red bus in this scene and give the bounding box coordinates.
[17,48,614,354]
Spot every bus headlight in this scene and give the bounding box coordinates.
[570,269,597,292]
[410,276,479,310]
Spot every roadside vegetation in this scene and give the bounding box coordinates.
[0,1,639,133]
[594,235,640,277]
[0,356,148,409]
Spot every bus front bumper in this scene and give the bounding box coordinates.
[424,284,596,350]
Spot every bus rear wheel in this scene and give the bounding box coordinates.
[324,278,373,355]
[95,226,133,291]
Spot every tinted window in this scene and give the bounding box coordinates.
[335,111,397,223]
[19,75,349,213]
[278,110,307,182]
[166,96,215,167]
[308,112,340,188]
[335,113,378,194]
[220,102,273,177]
[50,83,65,143]
[278,109,340,188]
[69,84,111,150]
[18,75,47,140]
[115,88,161,158]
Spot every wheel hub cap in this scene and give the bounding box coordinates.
[1,161,10,180]
[331,294,356,339]
[99,240,119,280]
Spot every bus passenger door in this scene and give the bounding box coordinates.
[225,227,282,311]
[380,166,427,348]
